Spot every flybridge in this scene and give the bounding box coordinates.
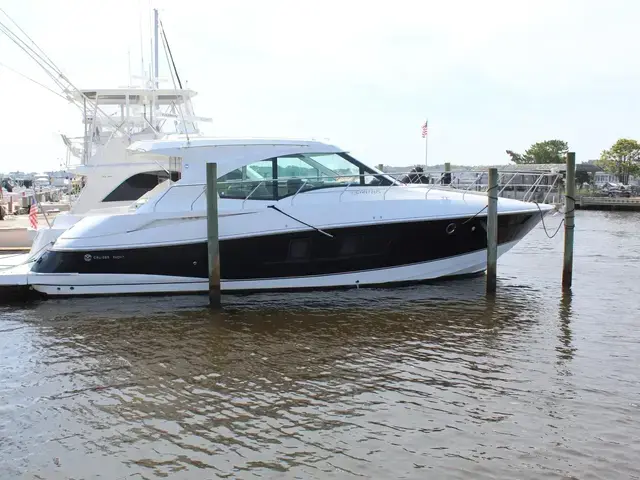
[72,88,200,105]
[0,6,212,167]
[66,85,212,160]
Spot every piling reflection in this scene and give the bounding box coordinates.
[557,292,576,364]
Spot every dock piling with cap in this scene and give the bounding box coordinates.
[443,162,451,185]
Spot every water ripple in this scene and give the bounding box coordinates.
[1,211,640,479]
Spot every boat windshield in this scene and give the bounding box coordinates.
[218,152,395,200]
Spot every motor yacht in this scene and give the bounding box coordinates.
[24,137,554,297]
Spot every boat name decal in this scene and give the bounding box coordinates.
[84,254,125,262]
[350,189,381,195]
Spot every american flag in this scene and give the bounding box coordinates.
[421,120,428,138]
[29,202,38,230]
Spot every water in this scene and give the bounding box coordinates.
[1,211,639,479]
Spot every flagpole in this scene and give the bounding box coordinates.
[423,119,429,170]
[32,190,51,228]
[425,128,428,169]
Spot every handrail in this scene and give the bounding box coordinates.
[153,182,211,212]
[383,182,396,200]
[290,179,310,206]
[462,173,484,201]
[152,185,174,212]
[338,182,354,202]
[190,186,206,210]
[522,175,544,202]
[498,173,517,196]
[425,173,446,199]
[460,182,558,188]
[151,170,566,212]
[541,174,561,204]
[242,181,265,209]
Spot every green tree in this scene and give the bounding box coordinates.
[506,140,569,164]
[597,138,640,185]
[575,169,591,186]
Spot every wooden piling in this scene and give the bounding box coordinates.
[486,167,499,294]
[562,152,576,291]
[444,162,451,185]
[206,162,221,308]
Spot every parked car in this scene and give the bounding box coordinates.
[606,188,631,198]
[629,185,640,196]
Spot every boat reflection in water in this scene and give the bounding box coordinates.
[1,273,574,479]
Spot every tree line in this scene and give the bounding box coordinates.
[506,139,640,184]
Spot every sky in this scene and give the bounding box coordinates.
[0,0,638,173]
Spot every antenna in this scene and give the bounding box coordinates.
[127,48,131,87]
[160,20,183,89]
[138,0,144,86]
[148,3,153,87]
[154,8,159,87]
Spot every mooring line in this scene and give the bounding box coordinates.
[267,205,334,238]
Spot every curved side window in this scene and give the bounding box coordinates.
[218,153,392,200]
[218,160,276,200]
[102,171,180,202]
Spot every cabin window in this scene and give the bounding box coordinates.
[218,160,277,200]
[277,156,320,180]
[217,153,393,201]
[288,238,310,261]
[339,235,363,256]
[102,170,180,202]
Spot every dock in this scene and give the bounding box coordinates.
[0,253,33,301]
[0,214,53,252]
[576,196,640,211]
[0,218,36,251]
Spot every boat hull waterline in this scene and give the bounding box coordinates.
[26,240,517,297]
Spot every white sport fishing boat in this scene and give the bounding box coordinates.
[23,9,211,260]
[29,84,210,256]
[0,7,210,258]
[21,137,553,297]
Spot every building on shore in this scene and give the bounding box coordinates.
[582,160,640,186]
[593,172,639,187]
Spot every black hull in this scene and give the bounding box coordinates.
[32,213,540,279]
